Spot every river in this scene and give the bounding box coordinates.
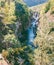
[27,12,39,48]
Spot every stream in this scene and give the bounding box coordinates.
[15,12,39,48]
[27,12,39,48]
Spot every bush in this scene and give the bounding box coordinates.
[2,46,35,65]
[2,50,9,59]
[45,2,51,13]
[51,6,54,14]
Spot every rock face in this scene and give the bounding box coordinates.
[0,54,9,65]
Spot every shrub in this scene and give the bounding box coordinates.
[2,50,9,59]
[51,6,54,14]
[45,2,51,13]
[2,46,35,65]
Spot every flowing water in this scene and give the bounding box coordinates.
[15,0,48,47]
[27,12,39,47]
[16,12,39,48]
[22,0,48,47]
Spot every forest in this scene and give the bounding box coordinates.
[0,0,54,65]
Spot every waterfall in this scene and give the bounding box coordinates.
[15,12,39,48]
[27,12,39,47]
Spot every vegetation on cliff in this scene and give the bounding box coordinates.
[0,0,54,65]
[34,0,54,65]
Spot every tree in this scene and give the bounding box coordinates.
[15,0,31,42]
[0,0,16,52]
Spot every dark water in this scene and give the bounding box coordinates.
[24,0,48,7]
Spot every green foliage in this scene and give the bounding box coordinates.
[14,0,31,42]
[0,0,34,65]
[0,0,16,52]
[34,14,54,65]
[15,0,30,31]
[0,21,7,52]
[45,2,51,13]
[4,34,21,48]
[0,0,16,24]
[50,0,54,14]
[1,0,54,65]
[0,0,31,51]
[2,46,35,65]
[45,0,54,14]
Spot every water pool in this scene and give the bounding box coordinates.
[24,0,48,7]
